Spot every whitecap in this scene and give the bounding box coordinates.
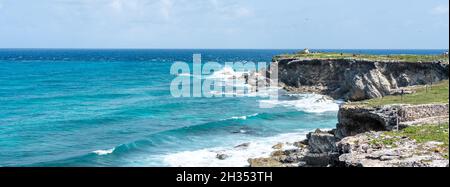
[162,131,312,167]
[177,73,192,77]
[176,73,203,79]
[93,148,115,156]
[230,113,259,120]
[259,94,342,113]
[207,66,247,80]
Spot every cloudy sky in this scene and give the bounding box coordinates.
[0,0,448,49]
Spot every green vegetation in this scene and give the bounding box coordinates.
[384,123,449,158]
[369,136,401,148]
[385,123,449,146]
[361,80,449,107]
[274,52,449,63]
[369,124,449,158]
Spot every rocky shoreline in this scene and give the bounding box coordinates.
[249,104,449,167]
[206,103,449,167]
[247,127,449,167]
[244,57,449,167]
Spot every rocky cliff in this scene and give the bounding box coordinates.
[248,104,449,167]
[273,58,449,101]
[245,56,449,167]
[336,104,449,139]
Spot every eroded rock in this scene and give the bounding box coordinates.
[273,59,449,101]
[248,158,284,167]
[307,129,337,153]
[337,132,449,167]
[336,104,449,139]
[234,143,250,149]
[272,143,284,150]
[216,154,230,160]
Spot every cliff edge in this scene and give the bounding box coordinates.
[273,58,449,101]
[246,52,449,167]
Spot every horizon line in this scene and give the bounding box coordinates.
[0,48,448,50]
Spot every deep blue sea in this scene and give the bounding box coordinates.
[0,49,446,167]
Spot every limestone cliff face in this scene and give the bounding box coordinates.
[336,104,449,139]
[273,58,449,101]
[248,58,450,167]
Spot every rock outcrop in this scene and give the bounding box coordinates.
[248,103,449,168]
[337,131,449,167]
[247,56,450,167]
[307,129,337,153]
[336,104,449,139]
[272,58,449,101]
[249,126,449,167]
[248,146,309,167]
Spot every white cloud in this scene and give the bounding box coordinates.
[207,0,254,20]
[234,7,252,18]
[109,0,124,12]
[160,0,173,20]
[107,0,143,13]
[104,0,175,21]
[50,0,252,23]
[432,4,449,15]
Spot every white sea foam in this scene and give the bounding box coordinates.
[163,131,311,167]
[204,66,284,98]
[93,148,115,156]
[230,113,259,120]
[208,86,280,98]
[259,94,342,113]
[177,73,203,79]
[207,66,247,80]
[177,73,192,77]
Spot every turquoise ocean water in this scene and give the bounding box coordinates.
[0,49,446,167]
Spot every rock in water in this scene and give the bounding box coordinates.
[216,154,230,160]
[234,143,250,149]
[272,143,284,150]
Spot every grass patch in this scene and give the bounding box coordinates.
[369,136,400,148]
[386,124,449,145]
[360,80,449,107]
[385,123,449,158]
[274,52,449,63]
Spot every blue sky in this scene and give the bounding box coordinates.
[0,0,448,49]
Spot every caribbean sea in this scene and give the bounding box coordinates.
[0,49,445,167]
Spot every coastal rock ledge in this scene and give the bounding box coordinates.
[337,131,448,167]
[336,104,449,139]
[273,58,449,101]
[246,56,449,167]
[248,104,449,167]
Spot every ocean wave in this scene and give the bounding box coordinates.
[44,99,336,165]
[176,73,203,79]
[178,66,245,80]
[259,94,342,113]
[37,108,333,166]
[177,73,192,77]
[230,113,259,120]
[207,66,247,80]
[93,148,116,156]
[162,131,311,167]
[89,114,268,158]
[209,86,280,98]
